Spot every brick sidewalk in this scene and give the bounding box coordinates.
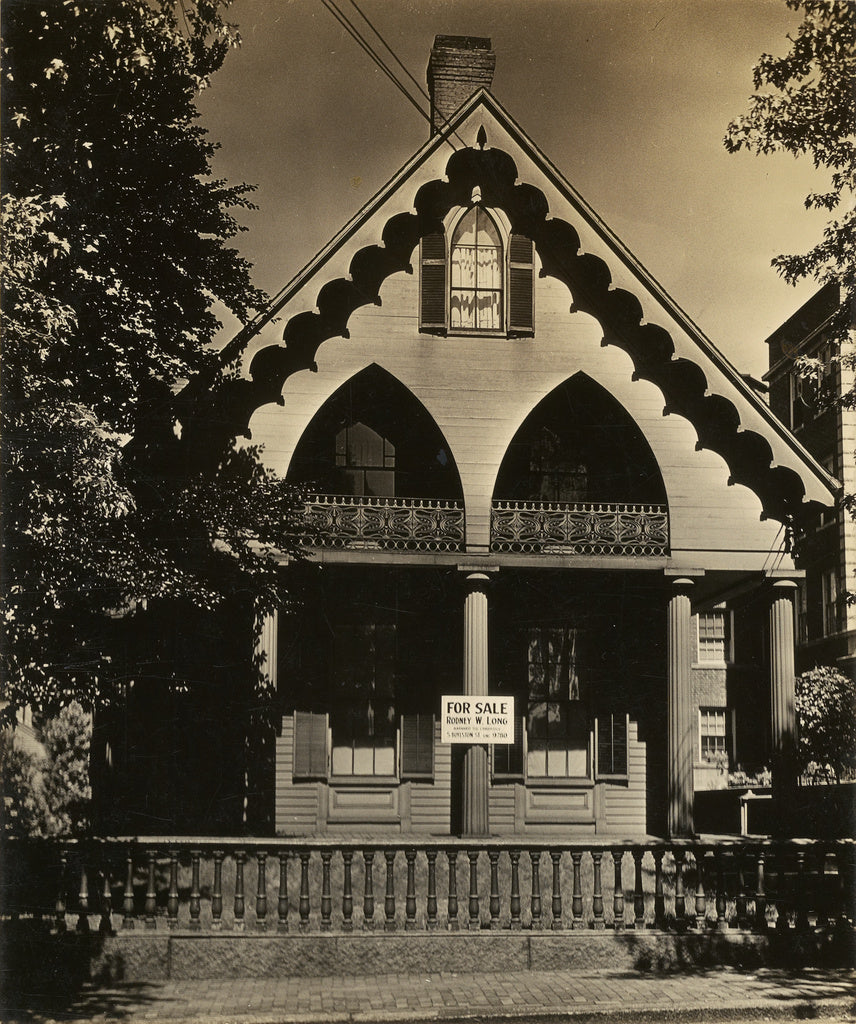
[5,966,854,1023]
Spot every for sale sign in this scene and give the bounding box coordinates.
[440,695,515,744]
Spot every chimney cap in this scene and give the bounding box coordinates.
[432,35,493,51]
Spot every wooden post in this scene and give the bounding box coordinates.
[320,851,332,931]
[530,850,542,929]
[754,848,767,932]
[653,849,665,929]
[56,847,68,934]
[189,850,201,931]
[384,850,397,931]
[592,850,605,930]
[212,850,224,930]
[363,850,375,930]
[426,850,438,930]
[405,850,417,930]
[632,847,645,929]
[77,860,90,933]
[550,850,563,930]
[342,850,354,932]
[277,851,289,932]
[462,573,490,837]
[144,850,157,929]
[167,849,179,929]
[673,848,686,931]
[467,850,480,930]
[447,849,459,930]
[256,850,268,931]
[667,578,695,837]
[509,850,521,930]
[611,848,625,930]
[298,851,311,932]
[571,850,583,929]
[122,848,135,931]
[234,850,245,931]
[488,850,500,929]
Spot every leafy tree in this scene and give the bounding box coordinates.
[1,1,304,725]
[724,0,854,361]
[795,666,856,780]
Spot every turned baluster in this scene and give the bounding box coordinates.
[814,845,831,933]
[234,850,246,931]
[426,850,438,930]
[320,851,332,932]
[611,849,625,930]
[167,849,179,929]
[342,850,354,932]
[77,859,90,933]
[571,850,583,929]
[592,850,605,930]
[256,850,268,931]
[509,850,522,930]
[405,850,417,931]
[189,850,201,931]
[363,850,375,930]
[673,848,686,931]
[753,848,767,932]
[298,851,311,932]
[488,851,501,930]
[277,851,289,932]
[714,849,727,931]
[384,850,397,931]
[775,846,791,933]
[550,850,563,930]
[122,848,135,930]
[144,849,157,929]
[834,845,853,933]
[56,848,68,933]
[212,850,224,929]
[447,849,459,930]
[692,847,707,930]
[100,858,113,936]
[653,849,665,930]
[735,847,749,931]
[632,847,645,929]
[467,850,480,930]
[530,850,542,929]
[795,849,810,932]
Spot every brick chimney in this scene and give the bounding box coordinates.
[427,35,496,135]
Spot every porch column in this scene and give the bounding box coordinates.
[462,573,490,837]
[255,609,278,690]
[769,579,798,833]
[667,578,695,838]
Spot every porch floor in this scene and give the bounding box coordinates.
[6,965,853,1023]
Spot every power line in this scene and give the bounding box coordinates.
[320,0,430,125]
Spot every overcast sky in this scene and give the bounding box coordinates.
[198,0,827,380]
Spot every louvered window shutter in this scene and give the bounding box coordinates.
[293,711,328,778]
[400,713,434,777]
[508,233,535,334]
[596,713,628,777]
[420,232,447,331]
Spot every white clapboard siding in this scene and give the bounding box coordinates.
[409,721,452,832]
[274,715,321,834]
[600,720,647,835]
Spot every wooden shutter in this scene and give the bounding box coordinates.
[400,713,434,777]
[293,711,328,778]
[419,232,446,331]
[596,713,628,777]
[508,233,534,334]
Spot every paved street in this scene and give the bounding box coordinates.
[5,966,854,1024]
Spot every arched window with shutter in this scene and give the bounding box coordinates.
[419,210,535,336]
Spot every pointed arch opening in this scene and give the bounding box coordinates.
[288,364,464,503]
[494,372,667,506]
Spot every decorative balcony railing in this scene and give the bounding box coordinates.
[491,501,669,556]
[2,837,852,935]
[303,496,465,553]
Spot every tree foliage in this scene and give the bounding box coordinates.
[724,0,854,355]
[795,666,856,780]
[1,1,304,724]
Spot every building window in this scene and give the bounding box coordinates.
[696,610,730,663]
[526,627,588,778]
[789,339,834,430]
[822,568,839,636]
[450,206,503,331]
[699,708,729,764]
[797,581,809,643]
[529,426,588,502]
[419,212,534,335]
[334,422,396,497]
[331,623,396,776]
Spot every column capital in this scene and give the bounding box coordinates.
[460,570,494,593]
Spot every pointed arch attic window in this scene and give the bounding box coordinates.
[419,210,534,336]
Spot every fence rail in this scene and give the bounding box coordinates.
[491,501,669,555]
[303,496,465,552]
[2,837,852,937]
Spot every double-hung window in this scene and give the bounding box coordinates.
[449,207,503,331]
[696,610,730,663]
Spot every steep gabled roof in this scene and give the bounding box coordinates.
[192,88,838,527]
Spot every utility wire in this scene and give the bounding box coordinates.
[321,0,429,125]
[345,0,469,149]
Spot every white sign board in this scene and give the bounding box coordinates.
[440,695,515,744]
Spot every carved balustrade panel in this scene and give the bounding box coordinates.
[491,501,669,555]
[304,496,465,552]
